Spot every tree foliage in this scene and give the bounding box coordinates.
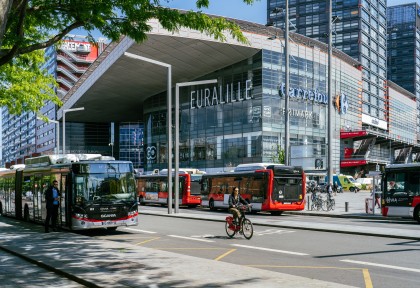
[0,0,259,116]
[0,0,260,66]
[0,48,59,118]
[267,144,285,165]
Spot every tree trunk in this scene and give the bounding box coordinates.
[0,0,13,50]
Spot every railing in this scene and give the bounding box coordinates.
[57,76,75,89]
[57,55,88,73]
[57,87,69,96]
[56,65,79,81]
[354,127,420,148]
[60,48,95,63]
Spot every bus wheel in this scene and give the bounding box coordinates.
[350,187,355,192]
[209,199,216,211]
[270,211,283,216]
[139,196,145,205]
[24,207,30,222]
[414,206,420,224]
[107,227,117,231]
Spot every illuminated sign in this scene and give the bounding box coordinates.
[191,80,252,109]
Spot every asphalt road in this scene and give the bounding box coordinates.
[138,204,420,231]
[81,213,420,288]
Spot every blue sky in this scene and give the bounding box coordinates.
[71,0,420,40]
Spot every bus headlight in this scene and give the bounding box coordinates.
[128,210,137,216]
[75,213,87,219]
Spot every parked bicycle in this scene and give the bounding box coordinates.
[311,196,324,211]
[225,204,253,239]
[325,196,336,211]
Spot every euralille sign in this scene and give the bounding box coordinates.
[191,80,252,109]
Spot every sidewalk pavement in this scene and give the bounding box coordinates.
[138,207,420,241]
[0,249,83,288]
[286,191,391,220]
[0,217,355,288]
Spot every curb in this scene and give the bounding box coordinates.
[138,212,420,241]
[0,244,102,288]
[282,211,409,221]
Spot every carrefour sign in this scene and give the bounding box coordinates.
[280,83,348,115]
[280,83,329,104]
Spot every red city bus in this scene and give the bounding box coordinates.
[200,165,305,215]
[136,173,201,207]
[381,164,420,223]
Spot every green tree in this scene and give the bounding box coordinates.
[268,144,285,164]
[0,0,259,115]
[0,0,259,66]
[0,48,59,117]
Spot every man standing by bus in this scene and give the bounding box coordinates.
[45,181,60,233]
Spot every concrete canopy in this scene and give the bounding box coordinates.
[57,34,259,123]
[57,16,361,123]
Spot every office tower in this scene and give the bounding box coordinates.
[267,0,388,132]
[1,36,103,166]
[387,3,420,141]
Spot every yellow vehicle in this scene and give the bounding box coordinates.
[326,174,362,192]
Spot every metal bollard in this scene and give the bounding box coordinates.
[345,202,349,212]
[307,195,310,210]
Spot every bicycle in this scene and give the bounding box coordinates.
[225,205,253,240]
[311,195,324,211]
[325,195,335,211]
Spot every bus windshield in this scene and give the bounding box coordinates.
[74,172,136,204]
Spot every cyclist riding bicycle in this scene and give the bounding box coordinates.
[228,187,250,226]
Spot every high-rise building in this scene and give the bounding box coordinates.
[387,3,420,141]
[1,36,104,166]
[267,0,388,133]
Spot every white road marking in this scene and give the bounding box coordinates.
[231,244,309,256]
[255,229,295,236]
[123,228,157,234]
[340,260,420,273]
[191,234,215,238]
[168,235,215,242]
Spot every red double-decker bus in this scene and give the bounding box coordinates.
[200,165,305,215]
[136,173,202,208]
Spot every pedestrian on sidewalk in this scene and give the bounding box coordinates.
[333,182,338,196]
[45,180,60,233]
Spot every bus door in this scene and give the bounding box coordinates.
[4,177,11,216]
[60,175,67,228]
[385,172,411,216]
[41,175,51,223]
[272,176,303,202]
[33,175,42,222]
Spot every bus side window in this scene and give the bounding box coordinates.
[409,172,420,197]
[202,178,208,193]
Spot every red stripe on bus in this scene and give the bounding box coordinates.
[71,212,138,222]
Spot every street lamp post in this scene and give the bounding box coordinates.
[174,79,218,214]
[109,142,114,157]
[36,117,60,155]
[123,52,173,214]
[284,0,290,165]
[328,0,333,187]
[62,107,85,154]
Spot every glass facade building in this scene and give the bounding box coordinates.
[119,122,144,170]
[267,0,388,134]
[143,45,362,175]
[387,3,420,141]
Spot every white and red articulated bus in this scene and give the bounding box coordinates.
[0,154,138,231]
[200,164,305,215]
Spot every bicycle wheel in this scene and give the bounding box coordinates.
[241,219,253,240]
[330,199,335,211]
[225,221,236,238]
[321,199,327,211]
